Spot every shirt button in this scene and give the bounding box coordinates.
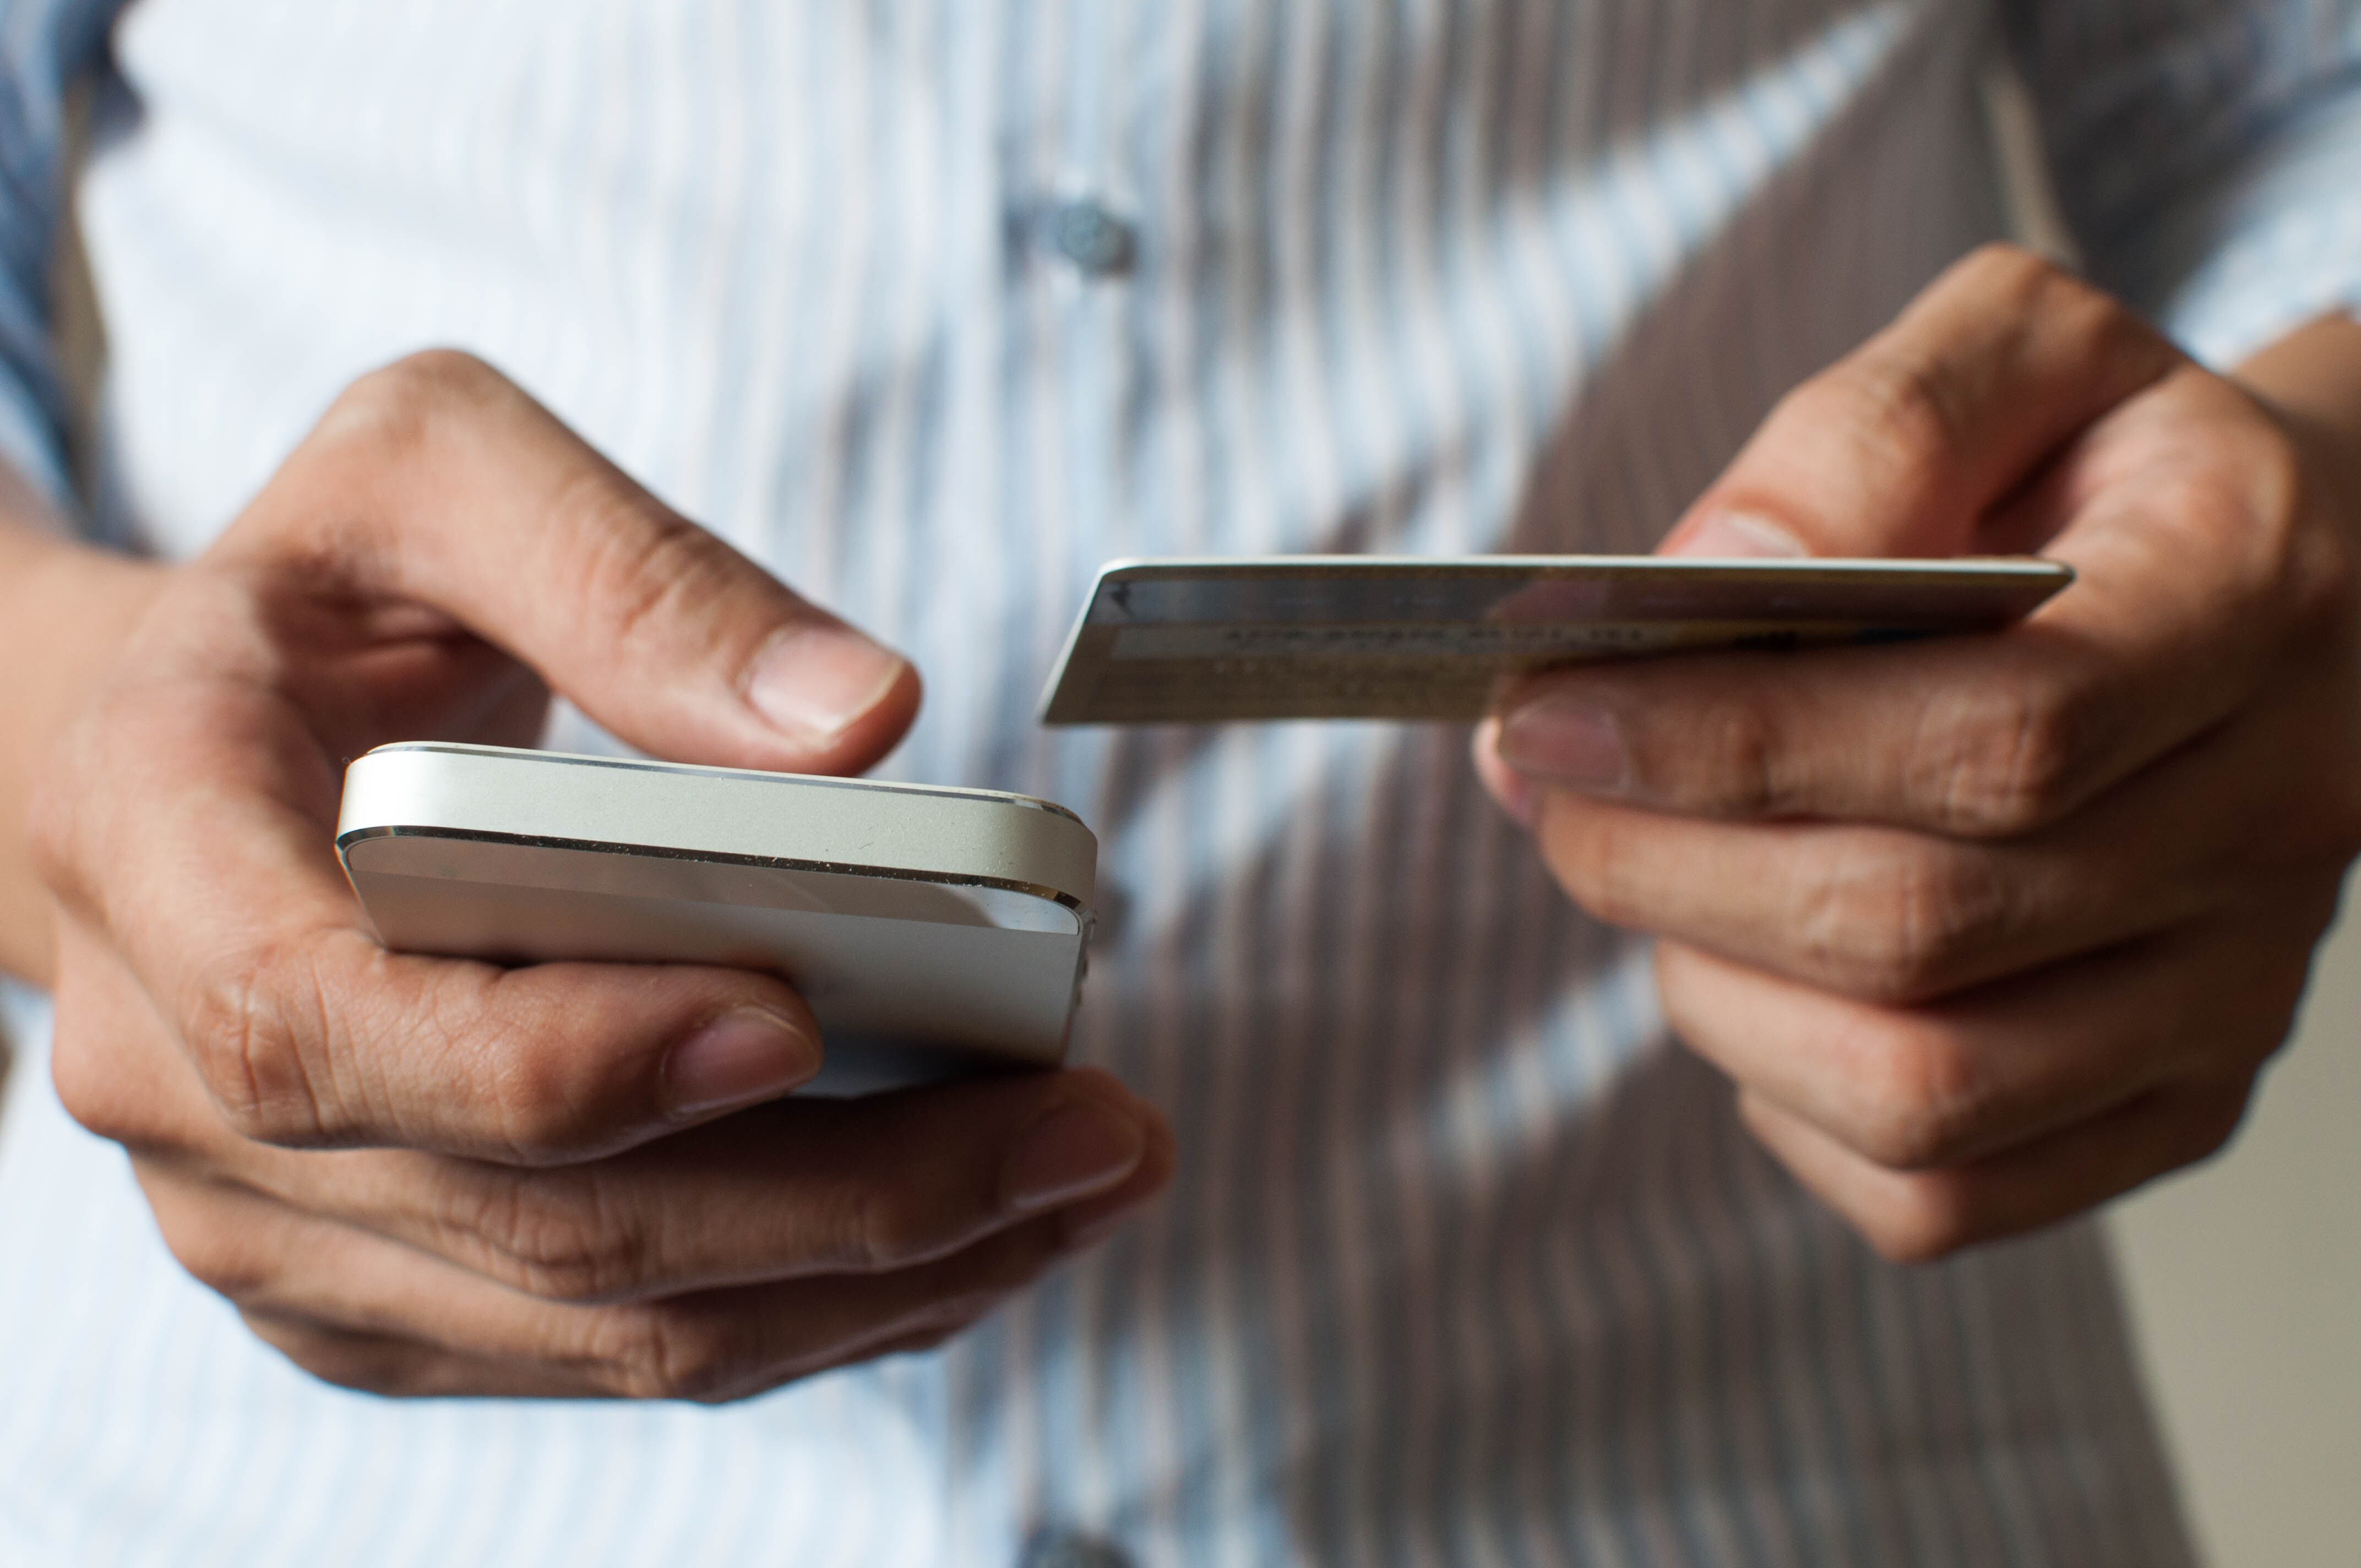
[1018,1529,1131,1568]
[1046,198,1136,277]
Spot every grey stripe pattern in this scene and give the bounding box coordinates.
[7,0,2358,1562]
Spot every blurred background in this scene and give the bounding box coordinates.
[2108,906,2361,1564]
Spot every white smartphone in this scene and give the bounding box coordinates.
[336,743,1097,1093]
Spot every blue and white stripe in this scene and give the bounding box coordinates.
[6,1,2358,1563]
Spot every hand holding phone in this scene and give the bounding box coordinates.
[31,351,1169,1402]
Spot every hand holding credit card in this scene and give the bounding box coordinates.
[1038,555,2071,725]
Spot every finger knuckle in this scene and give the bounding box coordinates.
[1862,356,1965,468]
[1956,239,2054,288]
[450,1173,654,1304]
[1810,354,1967,505]
[1851,1025,1990,1172]
[480,1058,619,1167]
[246,1315,418,1397]
[593,1304,750,1403]
[1858,1172,1983,1265]
[398,968,613,1166]
[1687,700,1786,816]
[1930,678,2101,837]
[160,1212,275,1301]
[1952,244,2126,341]
[561,492,746,662]
[48,1015,157,1148]
[325,349,502,458]
[1799,841,2008,1003]
[181,944,338,1145]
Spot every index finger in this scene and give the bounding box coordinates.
[226,349,922,778]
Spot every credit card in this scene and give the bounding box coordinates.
[1037,555,2073,725]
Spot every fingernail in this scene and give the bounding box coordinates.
[744,625,909,744]
[1672,509,1809,559]
[1499,695,1630,794]
[1002,1100,1146,1213]
[663,1008,819,1120]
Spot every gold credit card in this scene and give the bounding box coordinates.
[1037,555,2074,725]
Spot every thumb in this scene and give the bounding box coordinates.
[240,350,919,775]
[1660,246,2181,562]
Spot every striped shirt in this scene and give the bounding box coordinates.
[3,2,2358,1564]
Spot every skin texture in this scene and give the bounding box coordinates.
[5,247,2358,1398]
[0,466,166,983]
[1477,246,2361,1263]
[10,352,1173,1400]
